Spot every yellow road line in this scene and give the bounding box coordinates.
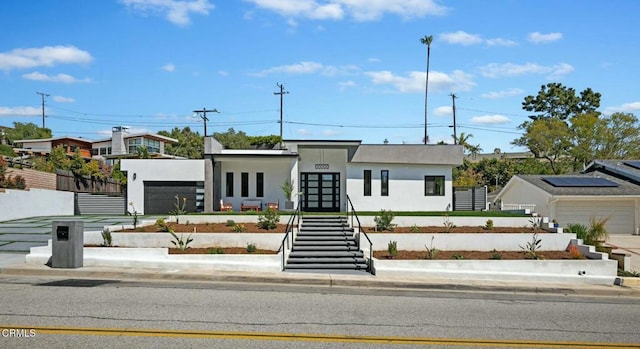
[2,325,639,348]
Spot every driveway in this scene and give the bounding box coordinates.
[0,215,142,254]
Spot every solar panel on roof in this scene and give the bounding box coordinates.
[542,177,619,187]
[623,161,640,170]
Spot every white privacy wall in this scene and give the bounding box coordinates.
[347,164,453,212]
[297,148,348,210]
[121,159,205,215]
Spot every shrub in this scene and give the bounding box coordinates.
[232,224,245,232]
[387,240,398,258]
[209,247,225,254]
[410,224,420,233]
[484,219,494,230]
[226,220,236,227]
[101,228,112,247]
[425,236,439,260]
[128,202,138,229]
[442,214,455,233]
[567,244,584,259]
[169,195,188,224]
[529,217,542,234]
[374,210,396,231]
[490,249,502,260]
[451,254,465,260]
[566,223,588,242]
[155,218,172,232]
[257,208,280,230]
[587,216,610,247]
[520,232,543,260]
[246,242,257,253]
[169,231,193,251]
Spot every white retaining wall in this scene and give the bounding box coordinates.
[0,188,74,221]
[86,231,283,250]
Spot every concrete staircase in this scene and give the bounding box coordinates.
[285,216,369,272]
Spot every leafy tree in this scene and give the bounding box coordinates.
[513,118,572,174]
[597,112,640,159]
[49,145,71,171]
[213,128,251,149]
[111,162,127,184]
[522,83,601,121]
[158,126,204,159]
[0,144,16,157]
[5,122,52,144]
[136,145,150,159]
[248,135,282,148]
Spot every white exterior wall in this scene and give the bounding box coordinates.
[347,163,453,212]
[0,188,74,221]
[220,158,293,211]
[121,159,204,215]
[498,177,552,216]
[20,140,52,152]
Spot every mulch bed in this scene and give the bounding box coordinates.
[373,250,575,260]
[119,223,287,234]
[169,247,278,255]
[365,227,535,233]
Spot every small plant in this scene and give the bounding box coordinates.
[566,223,588,243]
[520,232,543,259]
[587,216,610,247]
[490,249,502,260]
[169,195,188,224]
[529,217,542,234]
[425,236,439,260]
[232,224,245,232]
[169,231,193,251]
[281,179,294,201]
[618,269,640,277]
[209,247,225,254]
[128,202,138,229]
[451,254,465,260]
[387,240,398,258]
[226,219,236,227]
[374,210,396,231]
[155,218,172,232]
[567,244,584,259]
[101,228,112,247]
[442,214,455,233]
[484,219,494,230]
[246,242,257,253]
[257,208,280,230]
[410,224,421,233]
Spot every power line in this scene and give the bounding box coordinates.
[193,107,219,137]
[273,83,289,148]
[36,91,49,128]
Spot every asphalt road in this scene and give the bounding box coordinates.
[0,276,639,349]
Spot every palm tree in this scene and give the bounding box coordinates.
[420,35,434,144]
[456,132,473,151]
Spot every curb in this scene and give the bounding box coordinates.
[2,265,640,298]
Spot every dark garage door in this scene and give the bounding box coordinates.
[144,181,197,214]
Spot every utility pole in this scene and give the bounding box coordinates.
[450,93,457,144]
[36,91,49,128]
[273,83,289,148]
[193,107,219,137]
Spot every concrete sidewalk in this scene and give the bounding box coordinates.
[606,235,640,271]
[1,260,640,298]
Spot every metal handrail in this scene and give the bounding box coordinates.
[346,194,373,274]
[279,196,302,271]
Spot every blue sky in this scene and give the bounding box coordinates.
[1,0,639,153]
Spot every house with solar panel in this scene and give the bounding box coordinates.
[494,159,640,234]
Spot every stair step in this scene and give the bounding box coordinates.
[287,256,367,264]
[295,236,356,242]
[301,226,353,231]
[292,245,359,252]
[297,231,353,236]
[289,251,364,258]
[285,263,368,270]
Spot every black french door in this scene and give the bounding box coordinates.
[300,172,340,212]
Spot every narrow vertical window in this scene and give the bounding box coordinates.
[425,176,445,196]
[363,170,371,196]
[241,172,249,197]
[225,172,234,197]
[381,170,389,196]
[256,172,264,197]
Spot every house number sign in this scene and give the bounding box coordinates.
[315,164,330,170]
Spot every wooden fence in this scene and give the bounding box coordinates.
[56,170,122,194]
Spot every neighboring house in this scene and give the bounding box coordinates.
[464,149,534,163]
[14,126,179,164]
[494,160,640,234]
[122,137,464,214]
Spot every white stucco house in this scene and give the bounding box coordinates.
[122,137,464,215]
[494,160,640,234]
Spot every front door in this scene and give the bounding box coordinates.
[301,172,340,212]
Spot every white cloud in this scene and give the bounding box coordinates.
[120,0,214,26]
[478,62,574,79]
[433,106,452,116]
[480,88,524,99]
[440,31,483,45]
[368,58,381,63]
[162,63,175,72]
[0,45,93,71]
[528,31,563,44]
[250,61,358,77]
[0,106,41,117]
[53,96,76,103]
[22,72,91,83]
[297,128,312,136]
[471,114,510,125]
[486,38,517,47]
[364,69,475,93]
[604,102,640,114]
[218,70,229,76]
[322,129,342,136]
[338,80,356,89]
[245,0,447,22]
